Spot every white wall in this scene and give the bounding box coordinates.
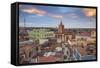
[0,0,99,68]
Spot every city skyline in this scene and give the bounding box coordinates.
[19,4,96,28]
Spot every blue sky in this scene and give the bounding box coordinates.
[19,4,96,28]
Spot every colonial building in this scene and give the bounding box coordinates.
[55,21,75,43]
[19,27,29,42]
[91,29,96,38]
[19,40,38,64]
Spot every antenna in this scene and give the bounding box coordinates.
[24,17,26,28]
[23,17,27,31]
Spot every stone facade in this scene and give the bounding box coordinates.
[55,21,75,43]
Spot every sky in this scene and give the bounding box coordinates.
[19,4,96,28]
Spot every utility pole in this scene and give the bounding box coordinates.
[24,17,26,30]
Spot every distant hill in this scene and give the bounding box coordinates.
[19,27,96,32]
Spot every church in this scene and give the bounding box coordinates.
[55,20,75,43]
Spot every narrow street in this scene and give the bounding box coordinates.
[62,43,82,61]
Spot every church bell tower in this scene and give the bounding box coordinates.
[58,20,64,34]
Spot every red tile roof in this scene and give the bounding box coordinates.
[38,56,58,63]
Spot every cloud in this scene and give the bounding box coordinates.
[47,13,63,19]
[66,13,79,19]
[21,7,46,16]
[21,7,63,19]
[82,8,96,17]
[19,22,33,27]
